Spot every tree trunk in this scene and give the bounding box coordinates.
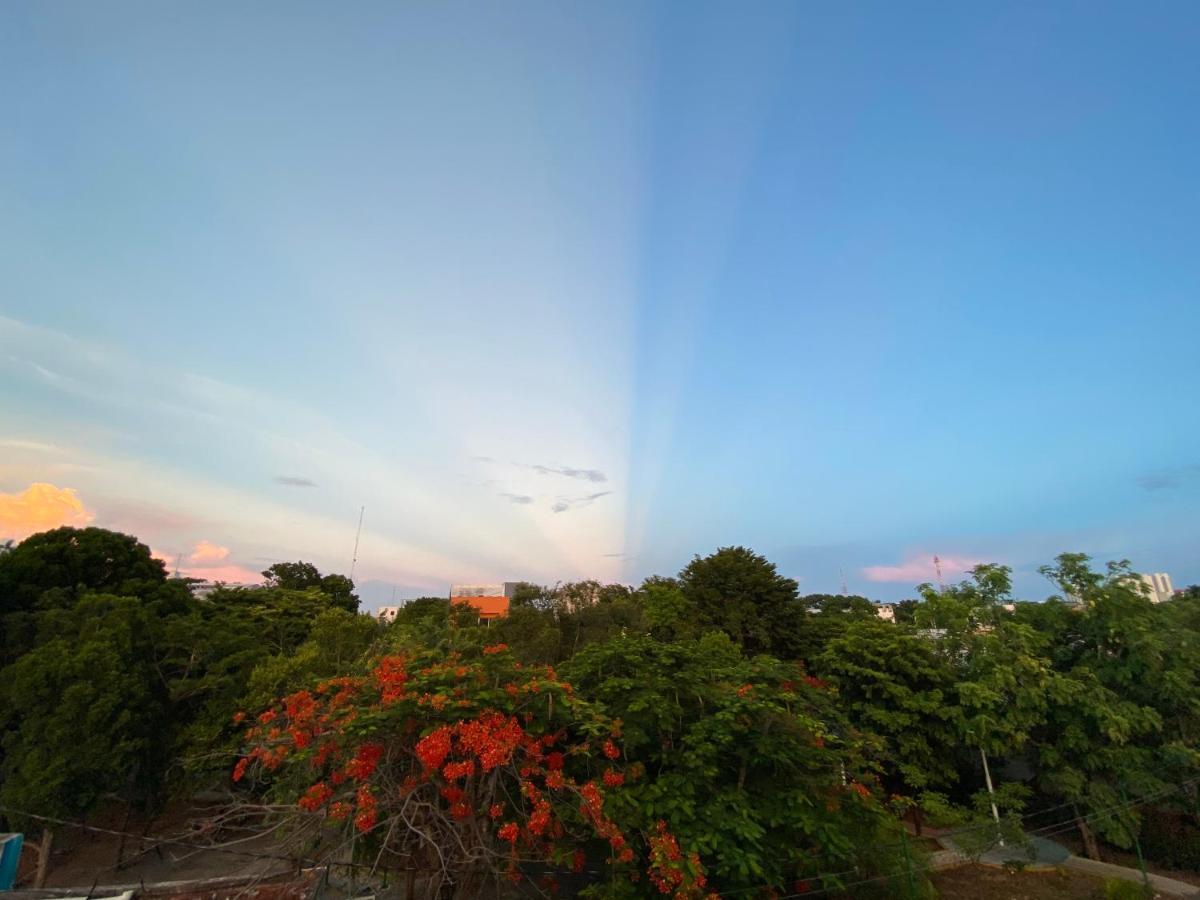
[33,828,53,888]
[913,806,924,837]
[114,800,134,869]
[1076,815,1101,861]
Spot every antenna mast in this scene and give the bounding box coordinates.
[934,554,944,591]
[839,568,848,596]
[350,505,365,581]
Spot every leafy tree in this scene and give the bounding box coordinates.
[1028,554,1179,856]
[678,547,799,654]
[0,527,169,614]
[816,618,961,798]
[0,595,168,844]
[261,561,358,612]
[561,633,911,895]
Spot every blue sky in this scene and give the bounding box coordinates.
[2,1,1198,605]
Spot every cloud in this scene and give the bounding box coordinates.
[182,563,263,583]
[531,464,607,483]
[862,554,985,584]
[602,552,634,559]
[1137,465,1200,492]
[499,492,534,505]
[274,475,317,487]
[551,491,612,513]
[0,482,95,540]
[189,540,231,564]
[0,439,66,454]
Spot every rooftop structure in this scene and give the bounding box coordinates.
[450,582,521,620]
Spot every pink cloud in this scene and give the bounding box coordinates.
[179,562,262,584]
[189,539,230,564]
[0,482,95,540]
[862,554,986,584]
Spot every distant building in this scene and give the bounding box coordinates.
[450,582,522,620]
[376,605,400,624]
[876,603,896,623]
[1133,572,1174,604]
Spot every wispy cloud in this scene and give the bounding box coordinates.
[275,475,318,487]
[862,553,985,584]
[0,482,95,540]
[1137,465,1200,492]
[500,492,534,505]
[551,491,612,513]
[531,464,607,483]
[0,439,67,455]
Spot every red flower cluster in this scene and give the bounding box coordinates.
[648,821,712,899]
[345,742,384,780]
[298,781,333,812]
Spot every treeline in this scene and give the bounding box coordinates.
[1,529,1198,897]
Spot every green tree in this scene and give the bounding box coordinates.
[816,618,961,798]
[261,561,358,612]
[678,547,800,654]
[562,633,909,894]
[0,594,168,875]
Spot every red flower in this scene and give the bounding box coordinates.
[232,757,250,783]
[345,742,385,780]
[416,727,453,770]
[298,782,333,812]
[483,643,509,654]
[602,740,620,760]
[602,769,625,788]
[546,752,565,770]
[442,759,475,781]
[489,804,504,819]
[498,822,520,843]
[373,655,409,705]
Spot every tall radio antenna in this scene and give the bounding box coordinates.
[350,506,365,581]
[934,554,944,591]
[839,568,848,596]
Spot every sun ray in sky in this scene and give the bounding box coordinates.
[2,2,1199,603]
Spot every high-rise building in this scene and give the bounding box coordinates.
[1135,572,1174,604]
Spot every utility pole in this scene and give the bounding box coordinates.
[350,506,364,581]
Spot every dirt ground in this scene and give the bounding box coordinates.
[15,801,298,889]
[929,864,1108,899]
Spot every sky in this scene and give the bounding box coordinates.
[2,1,1198,606]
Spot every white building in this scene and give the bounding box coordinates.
[876,603,896,623]
[376,605,400,624]
[1134,572,1174,604]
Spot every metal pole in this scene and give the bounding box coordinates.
[349,505,364,581]
[900,829,916,897]
[980,746,1004,847]
[1121,786,1151,892]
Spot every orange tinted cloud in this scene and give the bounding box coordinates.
[189,539,230,564]
[0,482,95,540]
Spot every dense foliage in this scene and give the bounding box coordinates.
[1,529,1198,898]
